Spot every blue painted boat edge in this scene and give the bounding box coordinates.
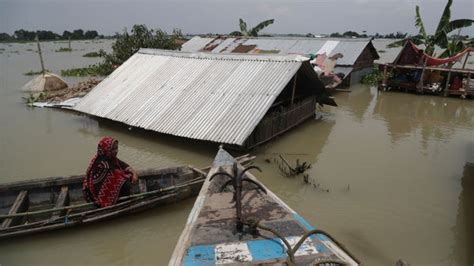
[247,238,286,261]
[183,245,215,266]
[292,213,329,241]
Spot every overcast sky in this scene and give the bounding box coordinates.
[0,0,473,36]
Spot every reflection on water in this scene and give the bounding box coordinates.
[374,91,474,154]
[451,160,474,265]
[1,41,474,265]
[333,86,376,123]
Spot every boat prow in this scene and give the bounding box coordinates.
[170,147,359,265]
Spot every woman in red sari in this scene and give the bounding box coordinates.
[83,137,138,207]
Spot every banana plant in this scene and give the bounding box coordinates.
[230,18,275,37]
[388,0,473,57]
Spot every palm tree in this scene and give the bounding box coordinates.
[230,18,275,37]
[388,0,473,57]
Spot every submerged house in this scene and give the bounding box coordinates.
[73,49,336,149]
[378,41,473,97]
[181,36,380,87]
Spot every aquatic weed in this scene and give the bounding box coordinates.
[55,47,72,52]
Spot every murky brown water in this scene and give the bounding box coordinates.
[0,40,473,266]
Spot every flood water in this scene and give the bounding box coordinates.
[0,40,473,266]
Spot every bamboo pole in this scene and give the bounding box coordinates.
[417,58,428,94]
[444,64,454,96]
[381,64,388,90]
[35,35,45,76]
[462,52,470,69]
[465,73,471,95]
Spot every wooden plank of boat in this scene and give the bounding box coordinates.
[50,186,70,220]
[1,190,29,229]
[0,155,255,239]
[170,147,359,265]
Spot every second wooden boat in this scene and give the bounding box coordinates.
[0,154,254,239]
[170,147,359,265]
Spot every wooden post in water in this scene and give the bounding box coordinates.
[35,35,46,76]
[417,58,428,94]
[465,72,471,95]
[381,64,388,90]
[444,64,454,97]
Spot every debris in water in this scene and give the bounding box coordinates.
[275,155,311,177]
[39,77,101,103]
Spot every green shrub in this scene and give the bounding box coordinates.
[55,47,72,52]
[82,50,104,57]
[61,64,112,76]
[24,69,49,75]
[361,66,384,85]
[23,92,47,106]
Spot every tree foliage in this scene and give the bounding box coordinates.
[0,33,14,41]
[230,18,274,37]
[388,0,473,57]
[0,29,103,42]
[103,24,183,66]
[62,24,184,76]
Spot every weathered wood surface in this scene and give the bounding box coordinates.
[138,179,147,193]
[50,186,70,220]
[0,155,255,239]
[377,63,474,74]
[246,97,317,148]
[1,191,29,229]
[0,166,188,193]
[170,148,359,265]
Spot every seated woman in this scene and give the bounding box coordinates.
[83,137,138,207]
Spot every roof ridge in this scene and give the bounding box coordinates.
[138,48,309,62]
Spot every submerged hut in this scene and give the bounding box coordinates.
[22,73,68,93]
[73,49,336,149]
[378,41,474,98]
[181,36,380,87]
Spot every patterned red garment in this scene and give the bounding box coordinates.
[83,137,131,207]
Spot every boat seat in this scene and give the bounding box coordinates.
[1,190,29,228]
[51,186,70,220]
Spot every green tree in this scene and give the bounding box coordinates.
[342,31,359,38]
[62,30,72,39]
[14,29,36,41]
[36,30,60,40]
[388,0,473,57]
[104,24,183,66]
[62,24,184,76]
[0,33,13,41]
[84,30,98,39]
[72,29,84,39]
[229,18,274,37]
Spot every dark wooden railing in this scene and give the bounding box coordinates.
[245,97,317,148]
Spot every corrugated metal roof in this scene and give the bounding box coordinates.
[180,37,214,52]
[73,49,310,146]
[181,36,378,66]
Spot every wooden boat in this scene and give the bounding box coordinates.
[0,155,254,239]
[170,147,359,265]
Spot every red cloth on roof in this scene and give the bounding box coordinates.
[409,42,474,66]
